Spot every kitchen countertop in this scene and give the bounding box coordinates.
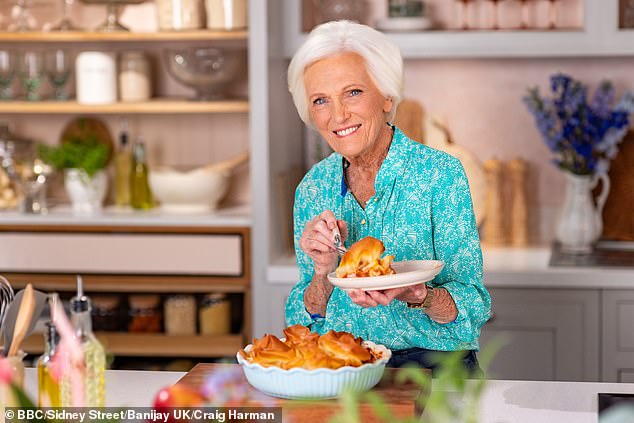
[0,205,252,227]
[268,246,634,289]
[20,368,634,422]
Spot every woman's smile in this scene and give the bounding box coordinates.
[334,124,361,138]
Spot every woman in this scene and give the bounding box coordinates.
[285,20,491,373]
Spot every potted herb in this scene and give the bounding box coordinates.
[38,134,110,215]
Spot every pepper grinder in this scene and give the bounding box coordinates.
[508,158,529,246]
[483,158,507,246]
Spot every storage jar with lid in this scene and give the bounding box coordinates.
[75,51,117,105]
[164,295,196,335]
[128,294,162,333]
[205,0,247,30]
[119,51,151,102]
[199,293,230,335]
[91,295,123,332]
[156,0,203,30]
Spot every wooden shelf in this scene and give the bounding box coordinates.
[23,332,244,357]
[5,273,250,293]
[0,99,249,114]
[0,30,248,43]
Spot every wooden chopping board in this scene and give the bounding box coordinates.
[599,131,634,241]
[175,363,423,422]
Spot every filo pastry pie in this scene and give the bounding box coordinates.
[335,236,396,278]
[239,324,382,370]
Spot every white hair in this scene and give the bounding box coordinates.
[287,20,404,126]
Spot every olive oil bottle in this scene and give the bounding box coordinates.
[37,322,61,407]
[114,118,132,207]
[61,276,106,407]
[130,140,153,209]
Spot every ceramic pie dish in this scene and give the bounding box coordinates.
[236,340,392,399]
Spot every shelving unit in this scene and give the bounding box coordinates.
[0,30,247,43]
[22,333,243,357]
[0,7,255,365]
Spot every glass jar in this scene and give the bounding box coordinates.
[128,294,162,333]
[198,293,231,335]
[91,295,122,332]
[118,51,151,102]
[164,295,196,335]
[467,0,497,30]
[156,0,203,31]
[205,0,248,30]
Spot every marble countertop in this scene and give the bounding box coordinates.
[0,205,252,227]
[21,368,634,422]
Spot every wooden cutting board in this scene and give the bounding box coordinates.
[599,131,634,241]
[175,363,423,422]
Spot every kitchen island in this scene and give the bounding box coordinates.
[21,367,634,422]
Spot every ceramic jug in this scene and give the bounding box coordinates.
[555,172,610,254]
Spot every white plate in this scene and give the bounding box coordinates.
[375,17,433,32]
[327,260,444,291]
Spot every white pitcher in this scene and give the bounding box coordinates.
[555,172,610,254]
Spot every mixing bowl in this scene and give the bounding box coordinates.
[163,47,247,101]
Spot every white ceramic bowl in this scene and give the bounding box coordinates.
[148,167,229,213]
[236,340,392,399]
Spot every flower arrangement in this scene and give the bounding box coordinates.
[523,73,634,175]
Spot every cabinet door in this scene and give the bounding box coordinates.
[480,288,600,382]
[602,290,634,382]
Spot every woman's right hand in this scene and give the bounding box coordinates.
[299,210,348,277]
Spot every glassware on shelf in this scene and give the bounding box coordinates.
[0,51,16,100]
[163,47,247,101]
[313,0,366,26]
[466,0,497,30]
[52,0,78,31]
[19,51,44,101]
[8,0,38,32]
[527,0,555,29]
[45,49,71,100]
[79,0,146,32]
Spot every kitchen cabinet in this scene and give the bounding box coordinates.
[602,290,634,383]
[479,288,600,382]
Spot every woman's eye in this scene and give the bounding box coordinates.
[349,89,362,96]
[312,97,326,105]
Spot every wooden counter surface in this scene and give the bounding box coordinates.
[176,363,424,422]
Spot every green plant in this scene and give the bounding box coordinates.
[38,136,109,178]
[331,339,504,423]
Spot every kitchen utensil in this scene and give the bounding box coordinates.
[149,151,249,213]
[163,47,247,101]
[424,114,487,227]
[0,276,14,332]
[331,226,346,256]
[2,284,48,356]
[79,0,146,31]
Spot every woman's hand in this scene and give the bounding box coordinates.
[347,284,427,308]
[299,210,348,277]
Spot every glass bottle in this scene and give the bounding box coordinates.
[37,321,61,407]
[114,119,132,207]
[61,277,106,407]
[130,140,153,210]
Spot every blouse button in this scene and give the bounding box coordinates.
[374,198,378,202]
[361,219,366,225]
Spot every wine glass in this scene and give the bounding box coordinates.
[45,49,71,100]
[19,51,44,101]
[52,0,78,31]
[8,0,37,32]
[0,51,16,100]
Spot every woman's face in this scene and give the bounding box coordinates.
[303,52,393,160]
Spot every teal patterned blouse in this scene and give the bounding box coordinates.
[285,126,491,352]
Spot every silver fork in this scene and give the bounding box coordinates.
[332,227,346,256]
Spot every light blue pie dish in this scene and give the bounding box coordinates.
[236,340,392,399]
